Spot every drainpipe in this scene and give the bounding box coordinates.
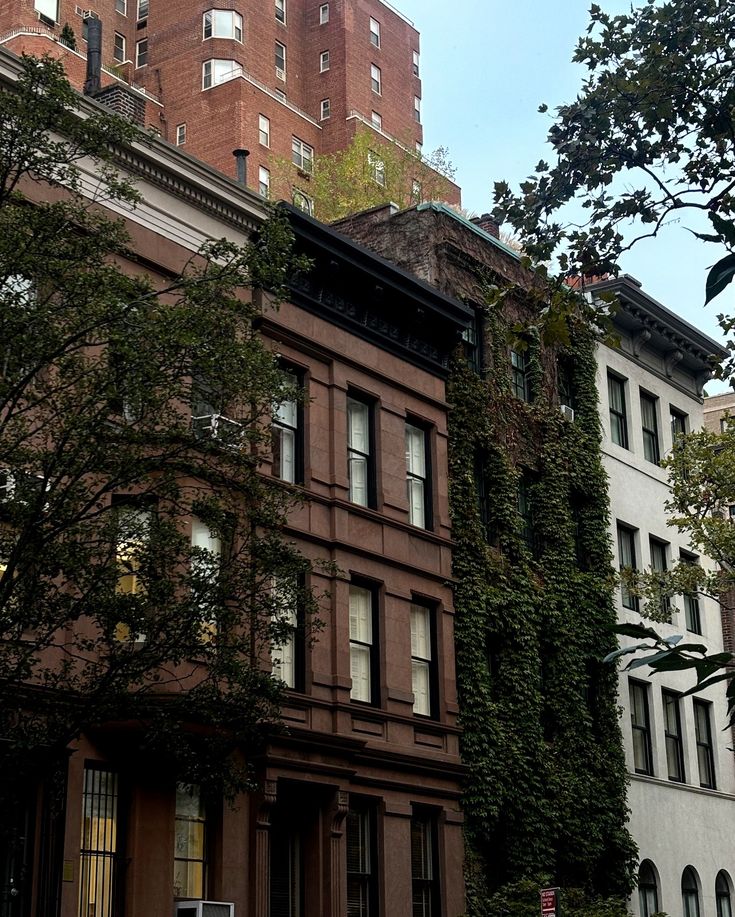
[83,17,102,97]
[233,149,250,186]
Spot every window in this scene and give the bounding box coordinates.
[115,0,126,13]
[406,423,429,528]
[371,110,382,130]
[411,810,438,917]
[320,98,330,120]
[346,804,376,917]
[113,32,126,62]
[411,603,434,716]
[649,538,669,614]
[681,551,702,634]
[638,861,659,917]
[191,516,221,642]
[517,475,534,550]
[412,50,420,76]
[292,189,314,215]
[202,59,240,89]
[411,179,422,203]
[137,0,148,19]
[275,0,286,23]
[662,690,685,782]
[320,50,330,72]
[347,396,372,507]
[369,17,381,47]
[682,867,701,917]
[414,96,421,122]
[717,872,733,917]
[617,524,637,610]
[607,373,628,448]
[368,150,385,187]
[203,9,242,41]
[370,63,381,94]
[79,766,119,917]
[173,784,206,899]
[275,40,286,79]
[671,407,688,442]
[319,3,329,24]
[629,680,653,775]
[259,114,270,147]
[416,141,423,155]
[350,584,375,703]
[292,136,313,173]
[510,349,529,401]
[694,699,716,788]
[115,505,151,599]
[641,392,660,464]
[271,369,300,483]
[176,123,186,145]
[258,165,270,198]
[135,37,148,68]
[271,576,299,689]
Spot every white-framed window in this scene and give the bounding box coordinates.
[175,123,186,146]
[368,150,385,186]
[412,50,419,76]
[275,40,286,80]
[320,49,330,72]
[259,165,270,199]
[137,0,148,19]
[275,0,286,23]
[135,38,148,68]
[113,32,126,62]
[271,576,298,688]
[347,396,371,506]
[292,136,313,173]
[406,422,428,528]
[292,189,314,215]
[271,369,299,481]
[369,17,380,48]
[320,98,331,120]
[191,516,221,642]
[370,63,381,94]
[203,9,243,41]
[414,96,421,123]
[410,604,433,716]
[258,114,270,147]
[34,0,58,19]
[115,0,127,14]
[371,110,382,130]
[202,59,240,89]
[349,584,374,703]
[319,3,329,24]
[415,140,423,155]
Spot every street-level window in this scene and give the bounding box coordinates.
[291,136,313,173]
[259,114,270,147]
[174,783,206,899]
[369,17,380,47]
[641,391,661,464]
[629,679,653,775]
[258,165,270,198]
[79,766,119,917]
[716,872,733,917]
[349,584,375,703]
[662,690,685,782]
[370,63,381,94]
[347,396,372,507]
[411,603,434,716]
[607,373,628,448]
[346,804,376,916]
[203,9,242,41]
[694,700,716,788]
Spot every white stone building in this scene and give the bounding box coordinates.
[589,275,735,917]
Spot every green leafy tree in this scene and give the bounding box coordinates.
[272,126,457,222]
[0,56,315,807]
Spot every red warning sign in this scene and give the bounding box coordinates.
[541,887,560,917]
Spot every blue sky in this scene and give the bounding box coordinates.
[394,0,731,383]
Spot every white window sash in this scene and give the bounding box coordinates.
[412,659,430,715]
[350,644,371,701]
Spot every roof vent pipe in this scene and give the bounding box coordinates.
[233,149,250,186]
[83,17,103,96]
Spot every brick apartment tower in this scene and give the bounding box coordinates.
[0,0,460,205]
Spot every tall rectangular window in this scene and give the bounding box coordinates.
[368,150,385,186]
[271,576,299,689]
[115,0,127,13]
[291,136,313,173]
[271,370,300,484]
[412,50,420,76]
[320,98,331,120]
[319,3,329,24]
[275,40,287,79]
[175,123,186,146]
[617,524,637,610]
[259,114,270,147]
[517,475,534,551]
[349,584,375,703]
[346,804,376,917]
[347,396,372,507]
[411,811,438,917]
[608,373,628,448]
[694,699,716,788]
[115,504,152,642]
[137,0,148,18]
[681,551,702,634]
[79,767,119,917]
[259,165,271,198]
[370,63,381,94]
[369,17,381,47]
[641,392,661,464]
[406,423,429,528]
[414,95,421,122]
[174,784,206,899]
[411,604,434,716]
[371,110,382,130]
[203,9,242,41]
[275,0,286,23]
[135,38,148,68]
[629,680,653,775]
[662,690,685,782]
[649,538,670,615]
[320,49,330,71]
[113,32,126,62]
[191,516,221,642]
[671,407,688,442]
[510,349,529,401]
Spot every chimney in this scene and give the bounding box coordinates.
[471,213,500,238]
[233,149,250,186]
[83,17,102,97]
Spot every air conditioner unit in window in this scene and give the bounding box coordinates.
[191,413,244,449]
[174,901,234,917]
[275,67,286,81]
[560,403,575,422]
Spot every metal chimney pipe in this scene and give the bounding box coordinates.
[83,17,103,96]
[233,149,250,186]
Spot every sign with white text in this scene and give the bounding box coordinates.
[541,887,561,917]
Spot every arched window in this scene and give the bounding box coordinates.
[682,867,701,917]
[717,871,733,917]
[638,861,659,917]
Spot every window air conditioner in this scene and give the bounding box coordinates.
[191,413,244,449]
[560,403,575,422]
[174,902,234,917]
[275,67,286,81]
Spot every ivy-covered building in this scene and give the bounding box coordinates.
[335,203,638,914]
